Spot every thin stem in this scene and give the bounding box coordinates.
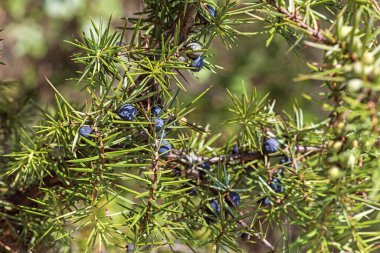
[266,0,331,43]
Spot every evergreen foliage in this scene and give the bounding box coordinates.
[1,1,380,252]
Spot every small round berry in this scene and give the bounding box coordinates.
[79,125,93,138]
[232,144,239,154]
[210,199,221,214]
[270,178,284,193]
[275,168,285,178]
[153,118,165,132]
[263,137,279,154]
[127,243,134,253]
[347,79,363,93]
[205,5,216,17]
[199,161,211,171]
[158,140,172,156]
[117,104,138,121]
[188,187,197,196]
[279,156,291,165]
[199,161,211,179]
[227,192,241,206]
[190,56,204,72]
[259,196,271,206]
[167,117,177,131]
[186,42,203,59]
[198,4,216,24]
[151,106,162,117]
[172,167,181,177]
[240,232,251,241]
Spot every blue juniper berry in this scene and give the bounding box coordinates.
[153,117,165,132]
[79,125,93,139]
[204,198,221,224]
[117,104,137,121]
[198,4,216,23]
[199,161,211,171]
[280,156,292,165]
[199,161,211,179]
[188,187,197,196]
[263,137,279,154]
[270,178,284,193]
[205,5,215,17]
[259,196,271,206]
[127,243,134,253]
[151,106,162,117]
[190,56,204,72]
[172,167,181,177]
[167,117,177,131]
[210,199,221,214]
[158,140,172,156]
[232,144,239,155]
[227,192,241,207]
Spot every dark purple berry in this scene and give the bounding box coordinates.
[280,156,292,165]
[151,106,162,117]
[205,5,216,17]
[232,144,239,154]
[270,178,283,193]
[259,196,271,206]
[172,167,181,177]
[199,161,211,179]
[240,232,251,241]
[167,117,177,131]
[79,125,93,138]
[275,168,285,178]
[199,161,211,171]
[127,243,134,253]
[210,199,221,214]
[263,137,279,154]
[198,4,216,23]
[227,192,241,206]
[158,140,172,156]
[153,118,165,132]
[117,104,138,121]
[190,56,204,72]
[188,187,197,196]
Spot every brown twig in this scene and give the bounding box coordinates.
[266,0,330,43]
[167,145,323,165]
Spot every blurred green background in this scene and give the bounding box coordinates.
[0,2,324,251]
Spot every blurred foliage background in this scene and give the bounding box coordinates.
[0,0,326,144]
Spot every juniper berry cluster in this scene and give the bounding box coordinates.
[259,157,288,206]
